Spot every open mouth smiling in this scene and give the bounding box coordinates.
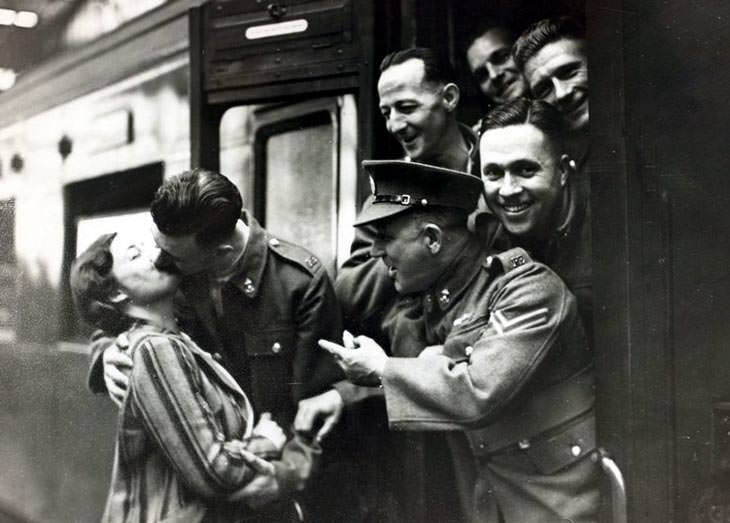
[502,201,531,214]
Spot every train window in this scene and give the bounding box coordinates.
[262,118,335,272]
[60,163,163,344]
[219,95,358,276]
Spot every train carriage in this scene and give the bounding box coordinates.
[0,1,728,521]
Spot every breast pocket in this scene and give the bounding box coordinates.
[244,326,297,413]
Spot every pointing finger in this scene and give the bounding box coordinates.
[318,339,348,357]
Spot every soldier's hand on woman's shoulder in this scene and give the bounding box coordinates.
[102,333,134,407]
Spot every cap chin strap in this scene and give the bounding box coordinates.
[373,194,429,206]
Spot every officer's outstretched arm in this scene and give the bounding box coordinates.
[380,263,585,430]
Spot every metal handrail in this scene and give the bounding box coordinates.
[593,447,628,523]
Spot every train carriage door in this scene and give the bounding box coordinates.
[190,0,379,274]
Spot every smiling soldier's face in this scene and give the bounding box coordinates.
[480,123,567,240]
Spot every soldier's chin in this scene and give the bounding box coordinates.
[503,219,534,238]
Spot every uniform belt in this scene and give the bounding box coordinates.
[466,365,595,456]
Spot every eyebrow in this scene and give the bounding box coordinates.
[553,61,582,76]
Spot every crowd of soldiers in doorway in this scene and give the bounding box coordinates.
[78,14,596,523]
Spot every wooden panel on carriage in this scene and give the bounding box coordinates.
[200,0,374,104]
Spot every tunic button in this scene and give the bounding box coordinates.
[464,345,474,357]
[571,444,582,457]
[243,277,255,296]
[518,439,531,450]
[272,342,282,354]
[269,238,280,247]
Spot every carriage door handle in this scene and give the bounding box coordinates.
[592,447,628,523]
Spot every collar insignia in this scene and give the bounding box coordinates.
[438,288,451,308]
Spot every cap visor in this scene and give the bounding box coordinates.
[354,197,413,227]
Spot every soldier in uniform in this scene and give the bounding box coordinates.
[335,46,482,344]
[476,98,592,342]
[88,169,351,520]
[295,49,492,522]
[297,47,490,434]
[320,159,600,522]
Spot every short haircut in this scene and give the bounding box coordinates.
[379,47,457,86]
[150,168,242,246]
[513,16,585,70]
[480,97,568,152]
[375,206,469,232]
[466,23,514,51]
[69,232,131,334]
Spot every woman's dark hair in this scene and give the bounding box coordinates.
[69,232,131,334]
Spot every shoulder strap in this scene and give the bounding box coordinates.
[266,234,322,276]
[482,247,534,274]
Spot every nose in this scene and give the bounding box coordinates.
[153,249,174,270]
[387,113,407,135]
[550,77,571,103]
[498,173,523,198]
[486,62,502,80]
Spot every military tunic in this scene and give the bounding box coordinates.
[332,129,491,522]
[381,237,599,522]
[473,172,592,343]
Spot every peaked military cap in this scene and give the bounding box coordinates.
[355,160,483,226]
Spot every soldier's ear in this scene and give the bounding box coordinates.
[441,83,460,113]
[558,154,575,187]
[423,224,443,254]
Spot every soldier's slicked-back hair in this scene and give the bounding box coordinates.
[379,47,457,86]
[513,16,585,70]
[69,232,131,334]
[480,98,568,152]
[466,22,514,51]
[151,168,242,247]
